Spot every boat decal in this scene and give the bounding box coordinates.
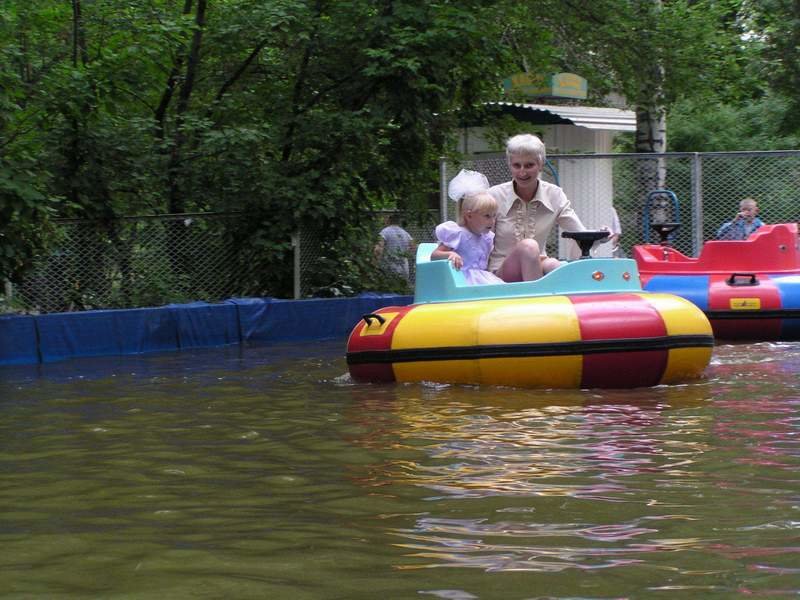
[728,298,761,310]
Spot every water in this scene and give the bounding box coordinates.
[1,341,799,599]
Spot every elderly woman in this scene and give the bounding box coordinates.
[487,134,589,282]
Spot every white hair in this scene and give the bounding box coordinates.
[506,134,546,165]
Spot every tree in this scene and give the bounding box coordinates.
[1,0,519,298]
[0,2,60,284]
[738,0,800,133]
[5,0,795,305]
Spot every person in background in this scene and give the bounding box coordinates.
[487,133,594,281]
[374,213,415,281]
[715,197,764,240]
[431,169,504,285]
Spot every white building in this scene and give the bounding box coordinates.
[453,75,636,257]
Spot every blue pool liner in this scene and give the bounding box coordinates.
[0,294,413,366]
[0,315,39,366]
[35,306,179,362]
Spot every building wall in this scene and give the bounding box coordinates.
[457,124,614,155]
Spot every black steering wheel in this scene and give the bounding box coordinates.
[561,230,610,259]
[650,222,681,245]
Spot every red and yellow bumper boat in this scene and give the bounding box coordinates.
[347,232,713,389]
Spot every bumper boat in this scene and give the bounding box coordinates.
[347,232,713,389]
[635,222,800,341]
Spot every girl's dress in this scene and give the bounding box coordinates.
[435,221,504,285]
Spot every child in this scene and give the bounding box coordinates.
[715,197,764,240]
[431,170,504,285]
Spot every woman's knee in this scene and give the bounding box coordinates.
[541,257,562,273]
[516,238,541,257]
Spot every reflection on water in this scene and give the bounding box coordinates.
[341,342,800,595]
[1,341,799,598]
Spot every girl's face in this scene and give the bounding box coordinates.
[509,153,542,195]
[464,207,496,235]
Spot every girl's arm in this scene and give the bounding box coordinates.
[431,243,464,269]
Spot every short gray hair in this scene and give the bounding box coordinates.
[506,134,546,164]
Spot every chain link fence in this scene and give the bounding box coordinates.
[6,151,800,313]
[295,210,440,298]
[7,213,239,314]
[448,150,800,259]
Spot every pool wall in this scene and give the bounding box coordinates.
[0,294,413,366]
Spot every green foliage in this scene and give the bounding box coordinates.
[2,0,517,298]
[734,0,800,132]
[668,94,800,152]
[4,0,800,306]
[0,160,56,283]
[303,217,417,298]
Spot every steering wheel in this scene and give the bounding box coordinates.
[561,230,610,259]
[650,222,681,245]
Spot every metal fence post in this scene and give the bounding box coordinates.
[292,232,300,299]
[3,280,12,307]
[691,153,703,256]
[439,158,448,224]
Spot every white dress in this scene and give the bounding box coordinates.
[435,222,504,285]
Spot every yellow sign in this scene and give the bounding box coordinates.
[502,72,588,100]
[729,298,761,310]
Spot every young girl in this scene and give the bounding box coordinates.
[431,170,504,285]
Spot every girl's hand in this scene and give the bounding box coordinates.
[431,245,463,268]
[448,252,463,270]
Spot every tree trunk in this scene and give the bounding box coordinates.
[163,0,207,291]
[634,0,668,225]
[167,0,206,215]
[635,104,667,197]
[154,0,195,144]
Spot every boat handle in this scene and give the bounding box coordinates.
[362,313,386,326]
[727,273,758,286]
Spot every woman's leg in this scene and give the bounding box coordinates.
[541,257,563,274]
[497,239,543,282]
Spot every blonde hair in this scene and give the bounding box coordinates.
[458,191,497,226]
[740,197,758,209]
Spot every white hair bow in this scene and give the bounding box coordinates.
[447,169,490,202]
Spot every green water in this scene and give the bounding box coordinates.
[1,341,799,599]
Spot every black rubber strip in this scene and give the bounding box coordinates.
[346,335,714,365]
[706,309,800,320]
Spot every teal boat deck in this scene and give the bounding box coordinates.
[414,243,644,304]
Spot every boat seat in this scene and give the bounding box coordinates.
[635,223,799,273]
[699,223,799,271]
